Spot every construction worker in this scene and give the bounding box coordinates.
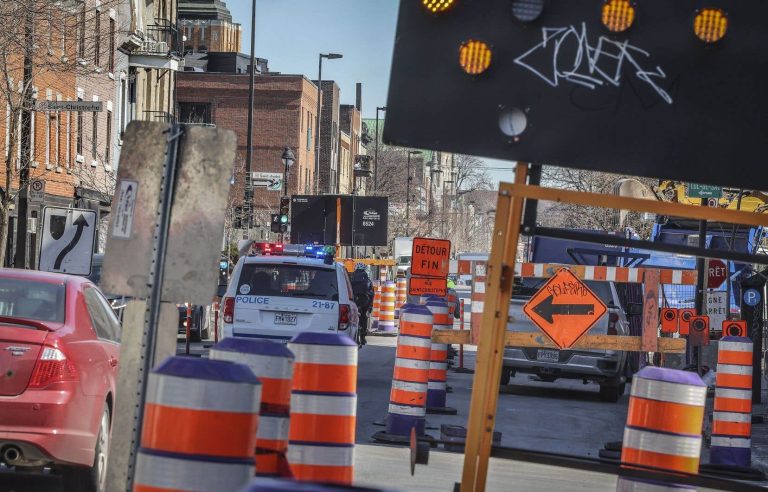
[350,263,374,346]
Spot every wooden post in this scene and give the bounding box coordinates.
[460,164,528,492]
[641,270,660,352]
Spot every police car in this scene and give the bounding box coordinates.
[220,243,361,344]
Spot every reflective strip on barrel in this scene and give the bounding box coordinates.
[209,338,294,477]
[134,356,261,491]
[396,277,407,318]
[380,266,387,283]
[386,305,433,437]
[371,282,381,331]
[620,366,706,479]
[711,336,753,467]
[378,281,397,333]
[288,333,357,485]
[425,300,450,409]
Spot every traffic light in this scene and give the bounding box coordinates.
[233,206,243,229]
[218,258,229,287]
[279,196,290,233]
[270,214,281,233]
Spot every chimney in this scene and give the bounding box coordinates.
[355,83,362,112]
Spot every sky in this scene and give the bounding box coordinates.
[228,0,516,187]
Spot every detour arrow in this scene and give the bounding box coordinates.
[531,294,595,324]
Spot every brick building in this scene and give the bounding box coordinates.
[0,0,120,266]
[313,80,340,194]
[179,0,242,54]
[176,71,318,235]
[339,88,364,194]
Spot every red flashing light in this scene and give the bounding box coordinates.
[252,242,285,256]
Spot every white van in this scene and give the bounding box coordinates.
[220,253,360,344]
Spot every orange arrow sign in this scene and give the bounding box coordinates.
[522,268,607,349]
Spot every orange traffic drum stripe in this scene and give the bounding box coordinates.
[626,397,705,436]
[289,464,352,484]
[391,387,427,406]
[713,420,751,437]
[141,403,258,458]
[396,344,431,361]
[621,447,700,474]
[714,397,752,413]
[718,350,753,366]
[716,373,752,389]
[292,363,356,393]
[400,321,433,338]
[258,377,292,407]
[393,365,429,383]
[289,414,355,444]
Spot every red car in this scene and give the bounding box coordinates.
[0,269,120,492]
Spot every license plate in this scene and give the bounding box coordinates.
[536,349,559,363]
[274,313,297,325]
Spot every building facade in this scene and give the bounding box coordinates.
[176,71,318,238]
[178,0,242,54]
[314,80,340,195]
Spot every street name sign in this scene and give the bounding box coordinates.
[39,207,96,276]
[522,268,607,349]
[35,100,103,112]
[411,237,451,278]
[29,179,45,203]
[409,276,447,297]
[384,0,768,190]
[687,184,723,199]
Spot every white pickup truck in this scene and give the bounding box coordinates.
[502,278,634,402]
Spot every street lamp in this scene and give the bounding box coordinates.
[314,52,343,195]
[406,150,422,236]
[281,147,295,196]
[373,106,387,192]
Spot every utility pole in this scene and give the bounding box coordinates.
[373,106,386,192]
[244,0,257,230]
[14,0,34,269]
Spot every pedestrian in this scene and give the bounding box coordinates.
[350,263,374,346]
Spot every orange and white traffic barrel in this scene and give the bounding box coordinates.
[711,336,753,467]
[378,281,396,333]
[395,277,407,318]
[618,366,706,489]
[379,266,388,283]
[371,281,381,331]
[239,476,389,491]
[424,299,455,414]
[210,338,295,477]
[288,333,358,485]
[374,305,433,442]
[133,356,261,492]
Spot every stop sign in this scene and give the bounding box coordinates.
[708,259,728,289]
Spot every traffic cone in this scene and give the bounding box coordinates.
[210,338,295,477]
[395,277,407,318]
[377,281,397,334]
[288,333,358,485]
[133,357,261,492]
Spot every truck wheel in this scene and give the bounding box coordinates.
[500,366,512,386]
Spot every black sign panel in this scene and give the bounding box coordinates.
[353,197,389,246]
[290,195,389,246]
[384,1,768,190]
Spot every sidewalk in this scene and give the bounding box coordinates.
[747,389,768,476]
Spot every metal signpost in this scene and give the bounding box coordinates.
[38,207,97,276]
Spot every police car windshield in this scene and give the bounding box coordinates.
[238,264,339,301]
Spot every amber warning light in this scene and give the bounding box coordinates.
[459,40,492,75]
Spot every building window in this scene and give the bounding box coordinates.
[109,19,115,73]
[105,110,112,165]
[54,110,60,167]
[94,11,101,66]
[307,112,312,152]
[78,6,85,60]
[66,110,71,168]
[44,113,51,168]
[91,111,98,160]
[178,103,211,124]
[76,106,83,156]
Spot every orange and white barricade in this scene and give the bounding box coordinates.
[395,277,407,318]
[374,305,433,443]
[424,298,455,414]
[370,282,381,331]
[288,333,358,485]
[470,261,487,343]
[618,366,706,490]
[210,338,295,477]
[378,281,396,333]
[133,357,261,492]
[711,336,753,467]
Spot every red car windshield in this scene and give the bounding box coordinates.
[0,278,66,323]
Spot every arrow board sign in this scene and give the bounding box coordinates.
[522,268,607,349]
[39,207,97,276]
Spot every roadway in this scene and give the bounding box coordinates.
[1,332,641,491]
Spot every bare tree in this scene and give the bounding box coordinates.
[0,0,119,265]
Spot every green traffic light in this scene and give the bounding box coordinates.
[280,214,289,224]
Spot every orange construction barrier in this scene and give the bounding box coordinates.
[371,281,381,331]
[210,338,295,477]
[133,356,261,491]
[618,366,706,489]
[288,333,358,485]
[395,277,407,318]
[373,305,433,444]
[424,298,455,414]
[378,281,396,333]
[711,336,753,466]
